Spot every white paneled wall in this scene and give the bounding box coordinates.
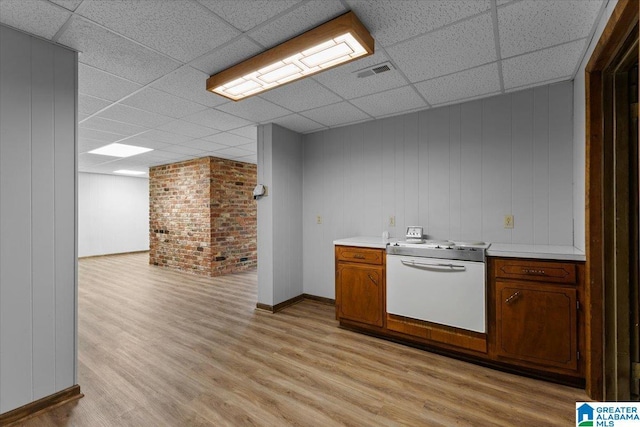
[0,25,77,413]
[78,172,149,257]
[257,124,303,306]
[302,82,574,298]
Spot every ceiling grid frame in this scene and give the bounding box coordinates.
[0,0,606,175]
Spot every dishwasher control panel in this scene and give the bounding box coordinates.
[405,226,424,243]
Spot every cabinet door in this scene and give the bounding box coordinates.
[336,263,383,327]
[495,281,578,371]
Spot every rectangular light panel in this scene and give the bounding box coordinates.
[114,170,147,175]
[206,12,374,101]
[89,143,153,157]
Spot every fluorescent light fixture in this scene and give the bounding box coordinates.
[114,170,146,176]
[89,143,153,158]
[207,11,374,101]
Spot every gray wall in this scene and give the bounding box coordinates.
[78,172,149,257]
[0,25,77,413]
[257,124,303,306]
[572,0,618,252]
[303,82,573,298]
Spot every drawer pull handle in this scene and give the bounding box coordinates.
[352,254,366,259]
[505,291,521,305]
[367,274,378,285]
[522,268,546,275]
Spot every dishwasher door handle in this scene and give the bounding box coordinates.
[400,260,466,271]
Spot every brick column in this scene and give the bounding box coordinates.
[149,157,256,277]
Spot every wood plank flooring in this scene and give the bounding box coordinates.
[19,252,589,426]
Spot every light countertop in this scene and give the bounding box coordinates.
[333,237,586,261]
[333,236,391,249]
[487,243,585,262]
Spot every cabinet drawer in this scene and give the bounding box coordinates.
[493,259,576,284]
[335,246,383,265]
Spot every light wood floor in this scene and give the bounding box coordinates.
[20,252,588,426]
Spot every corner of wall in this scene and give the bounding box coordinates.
[256,124,304,306]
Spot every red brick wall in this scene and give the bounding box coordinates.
[149,157,257,276]
[209,157,257,275]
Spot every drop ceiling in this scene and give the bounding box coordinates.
[0,0,606,175]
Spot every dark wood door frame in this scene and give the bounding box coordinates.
[585,0,639,400]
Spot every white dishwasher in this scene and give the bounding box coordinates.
[386,238,489,334]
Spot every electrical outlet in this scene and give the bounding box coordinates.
[389,215,395,227]
[504,214,514,229]
[316,215,322,224]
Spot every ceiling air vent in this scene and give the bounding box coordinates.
[355,62,394,78]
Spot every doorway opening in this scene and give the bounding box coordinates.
[585,0,639,401]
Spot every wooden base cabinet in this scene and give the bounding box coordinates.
[335,246,385,328]
[334,247,586,385]
[490,258,584,377]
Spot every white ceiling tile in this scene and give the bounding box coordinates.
[49,0,83,12]
[271,114,325,134]
[201,132,253,147]
[82,160,146,174]
[259,79,342,112]
[212,146,254,158]
[300,102,370,128]
[152,150,203,162]
[78,128,123,143]
[346,0,490,46]
[386,12,496,83]
[247,0,346,47]
[136,129,194,144]
[182,139,229,152]
[236,142,257,153]
[415,63,501,105]
[131,150,183,161]
[228,125,257,140]
[109,158,154,169]
[158,144,207,155]
[151,66,227,108]
[78,152,118,167]
[115,136,172,150]
[502,39,585,90]
[58,17,179,84]
[78,138,110,154]
[498,0,603,58]
[78,94,111,116]
[189,36,263,75]
[121,87,207,119]
[79,0,240,62]
[80,117,148,136]
[0,0,70,39]
[351,86,426,118]
[78,64,142,102]
[97,104,172,129]
[155,158,194,167]
[234,154,257,164]
[198,0,301,32]
[215,97,291,123]
[157,119,219,138]
[182,109,252,131]
[313,51,407,99]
